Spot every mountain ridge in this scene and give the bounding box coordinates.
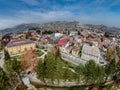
[0,21,120,34]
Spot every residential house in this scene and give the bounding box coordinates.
[58,37,69,47]
[69,31,78,36]
[58,37,71,53]
[72,46,80,57]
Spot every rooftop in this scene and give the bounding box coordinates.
[6,38,34,47]
[82,44,100,56]
[58,37,69,47]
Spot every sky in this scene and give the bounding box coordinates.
[0,0,120,29]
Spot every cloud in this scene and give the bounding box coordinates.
[0,18,26,29]
[0,10,75,29]
[0,9,120,30]
[21,0,40,5]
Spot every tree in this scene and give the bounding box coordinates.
[78,31,81,35]
[45,53,56,84]
[4,58,23,89]
[95,65,105,84]
[1,35,10,47]
[112,61,120,83]
[106,47,113,61]
[63,68,74,82]
[0,68,11,90]
[37,60,46,83]
[105,59,116,79]
[4,50,10,61]
[37,52,56,84]
[83,60,105,84]
[4,58,22,73]
[51,45,61,60]
[54,57,65,84]
[25,32,32,39]
[75,64,85,84]
[36,30,40,34]
[116,46,120,59]
[83,60,97,84]
[36,52,75,84]
[104,32,109,37]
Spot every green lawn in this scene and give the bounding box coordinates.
[36,45,45,49]
[11,55,20,60]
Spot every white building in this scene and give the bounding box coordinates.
[81,44,101,63]
[70,31,78,36]
[54,33,63,38]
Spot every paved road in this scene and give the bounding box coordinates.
[37,49,48,59]
[27,73,41,83]
[0,51,5,69]
[27,72,85,86]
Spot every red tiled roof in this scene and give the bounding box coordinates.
[91,88,98,90]
[58,38,69,46]
[103,37,109,41]
[72,40,77,44]
[72,46,79,51]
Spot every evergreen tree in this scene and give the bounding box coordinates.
[75,64,85,84]
[4,58,23,89]
[0,68,11,90]
[37,60,46,83]
[4,50,10,61]
[113,61,120,83]
[83,60,105,84]
[105,59,116,79]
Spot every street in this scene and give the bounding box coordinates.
[0,51,5,69]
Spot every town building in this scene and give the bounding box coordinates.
[58,37,69,47]
[69,31,78,36]
[5,38,36,55]
[54,33,63,38]
[72,46,80,57]
[81,44,101,63]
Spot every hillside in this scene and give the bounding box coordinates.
[0,21,120,34]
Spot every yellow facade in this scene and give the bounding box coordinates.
[6,43,36,55]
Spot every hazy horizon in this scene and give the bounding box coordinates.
[1,20,120,31]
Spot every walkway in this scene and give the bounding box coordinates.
[37,49,48,59]
[0,51,5,69]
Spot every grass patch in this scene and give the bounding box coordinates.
[36,46,45,49]
[106,84,112,90]
[35,49,43,56]
[11,55,20,60]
